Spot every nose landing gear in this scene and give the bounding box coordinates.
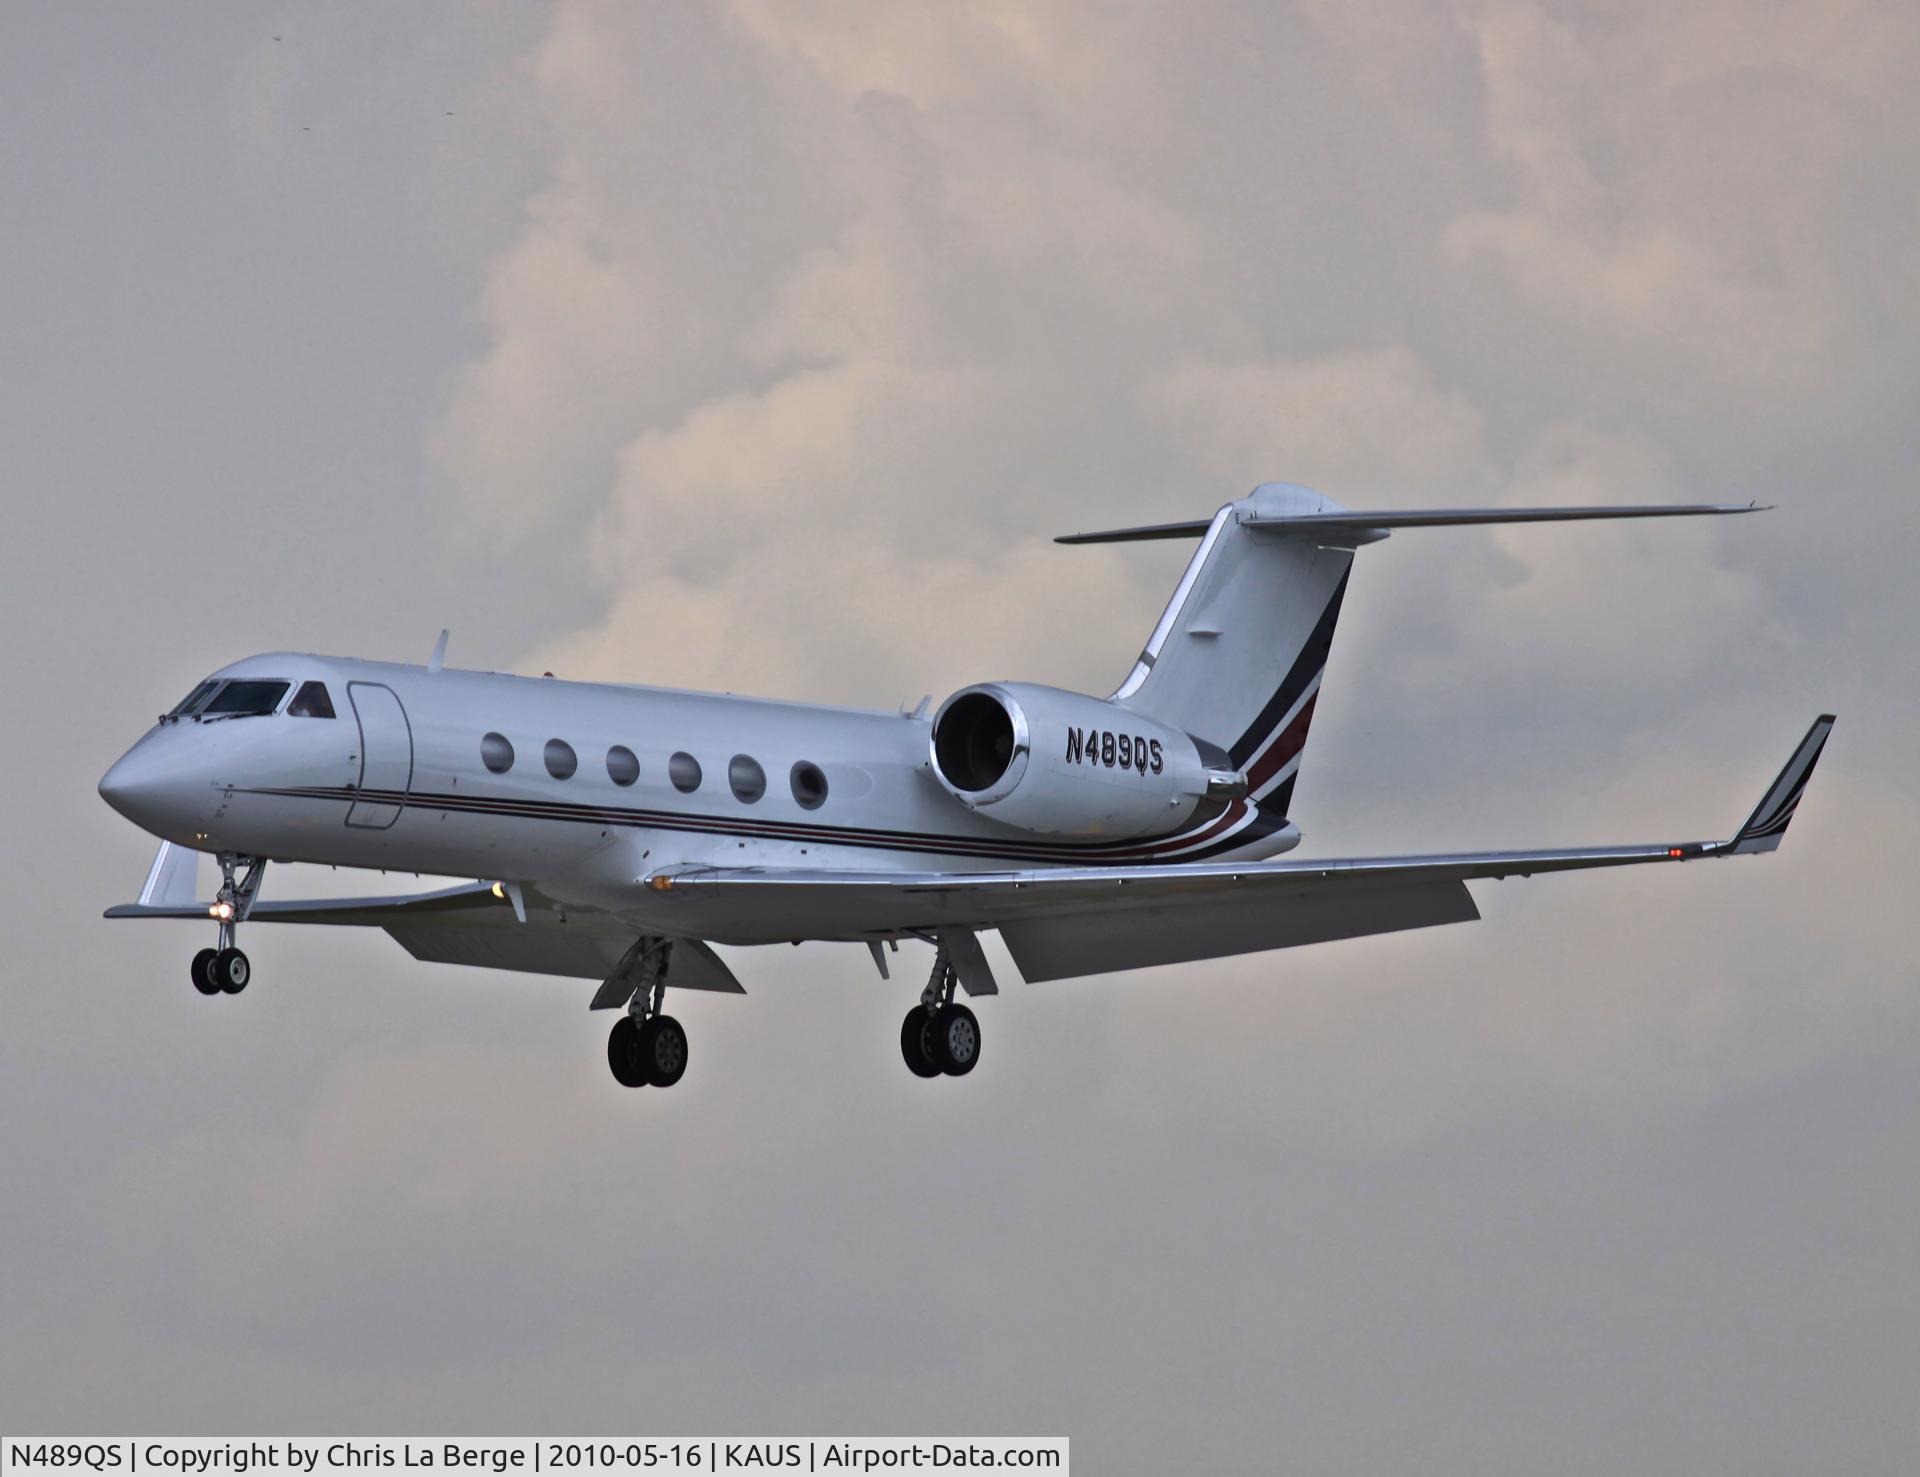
[189,854,263,996]
[605,940,688,1089]
[900,942,981,1079]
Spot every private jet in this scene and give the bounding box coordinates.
[99,483,1832,1089]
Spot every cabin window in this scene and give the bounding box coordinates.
[201,680,290,717]
[480,732,514,773]
[287,681,335,719]
[669,751,702,793]
[606,745,640,787]
[167,680,221,717]
[544,738,578,780]
[729,754,766,804]
[790,761,829,810]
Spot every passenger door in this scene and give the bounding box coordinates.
[345,682,413,829]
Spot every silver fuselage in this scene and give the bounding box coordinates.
[99,653,1300,943]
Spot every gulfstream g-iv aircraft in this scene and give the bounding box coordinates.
[99,483,1833,1090]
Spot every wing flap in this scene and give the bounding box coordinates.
[388,920,628,980]
[1001,879,1479,981]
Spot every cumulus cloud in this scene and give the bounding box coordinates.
[9,1,1918,1466]
[1443,0,1920,417]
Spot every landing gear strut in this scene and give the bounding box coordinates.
[191,854,263,996]
[900,941,980,1079]
[606,941,689,1089]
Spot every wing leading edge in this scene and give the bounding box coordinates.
[645,716,1835,980]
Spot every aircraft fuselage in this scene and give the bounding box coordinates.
[99,652,1299,943]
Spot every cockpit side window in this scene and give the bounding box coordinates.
[287,681,336,719]
[201,680,291,717]
[168,680,222,718]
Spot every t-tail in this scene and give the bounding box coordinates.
[1060,482,1768,826]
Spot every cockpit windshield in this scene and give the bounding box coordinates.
[167,680,222,718]
[200,680,291,717]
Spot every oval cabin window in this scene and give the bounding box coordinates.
[729,754,766,803]
[790,761,828,810]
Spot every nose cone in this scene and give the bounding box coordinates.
[99,742,163,830]
[99,730,208,839]
[98,745,152,820]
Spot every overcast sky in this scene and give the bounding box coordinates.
[3,2,1916,1471]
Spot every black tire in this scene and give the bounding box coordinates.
[191,948,221,996]
[214,947,250,994]
[930,1002,980,1076]
[900,1007,940,1078]
[607,1017,648,1088]
[638,1015,688,1088]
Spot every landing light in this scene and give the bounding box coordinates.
[647,876,674,892]
[209,901,235,921]
[490,882,506,900]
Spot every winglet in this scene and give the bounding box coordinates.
[428,629,449,674]
[1729,715,1835,854]
[137,840,202,908]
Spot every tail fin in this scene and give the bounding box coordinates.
[1064,483,1767,821]
[1103,484,1355,819]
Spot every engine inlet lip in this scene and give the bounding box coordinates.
[929,683,1030,806]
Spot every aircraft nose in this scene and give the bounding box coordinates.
[98,744,158,822]
[99,731,207,838]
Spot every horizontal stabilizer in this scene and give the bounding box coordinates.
[1055,519,1214,545]
[1059,502,1766,544]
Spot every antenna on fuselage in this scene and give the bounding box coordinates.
[427,629,449,674]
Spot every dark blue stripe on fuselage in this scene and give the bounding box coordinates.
[1226,569,1350,770]
[243,784,1282,867]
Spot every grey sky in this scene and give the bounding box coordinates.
[2,2,1915,1471]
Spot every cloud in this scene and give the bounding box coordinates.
[1443,0,1920,418]
[1145,345,1490,494]
[10,0,1919,1464]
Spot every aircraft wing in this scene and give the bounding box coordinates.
[106,879,745,991]
[646,715,1834,981]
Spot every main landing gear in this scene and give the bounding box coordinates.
[900,941,980,1079]
[190,854,263,997]
[607,941,689,1090]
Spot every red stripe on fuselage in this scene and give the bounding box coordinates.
[1245,692,1318,792]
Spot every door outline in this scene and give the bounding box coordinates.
[345,681,414,830]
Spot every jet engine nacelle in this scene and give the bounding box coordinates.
[928,682,1219,837]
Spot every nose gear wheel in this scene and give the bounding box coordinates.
[188,854,263,998]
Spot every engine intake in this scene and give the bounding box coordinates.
[931,689,1024,795]
[928,682,1216,838]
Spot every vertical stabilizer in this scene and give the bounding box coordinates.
[1111,484,1358,818]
